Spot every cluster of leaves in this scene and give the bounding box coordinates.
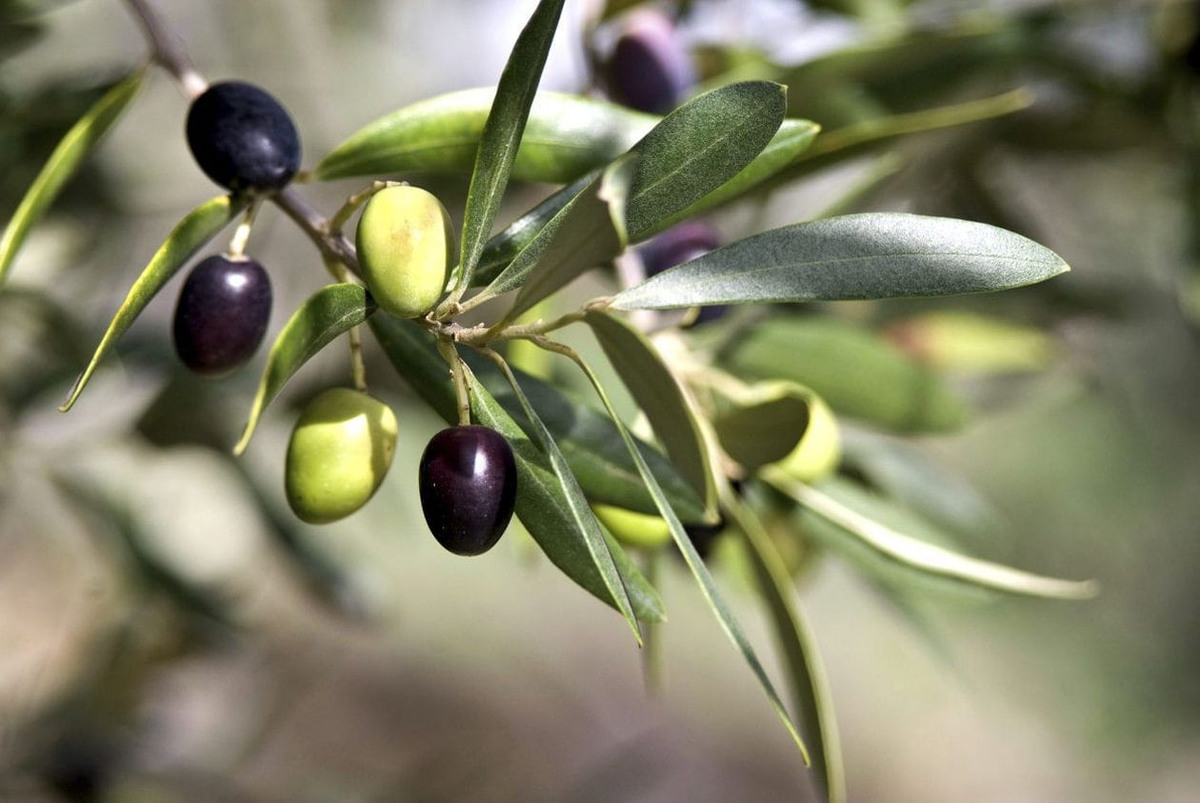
[0,0,1117,799]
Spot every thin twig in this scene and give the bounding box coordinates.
[273,187,360,275]
[123,0,207,97]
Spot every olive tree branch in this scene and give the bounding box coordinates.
[123,0,207,97]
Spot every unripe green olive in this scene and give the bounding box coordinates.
[356,185,454,319]
[285,388,398,524]
[592,503,671,548]
[714,381,841,483]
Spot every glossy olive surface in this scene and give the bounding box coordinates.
[356,185,454,319]
[603,9,693,114]
[172,254,271,376]
[419,425,517,556]
[186,81,301,191]
[285,389,398,525]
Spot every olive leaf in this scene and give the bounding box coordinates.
[622,80,786,241]
[481,156,633,320]
[456,0,566,291]
[644,117,818,237]
[60,193,246,412]
[476,355,643,644]
[793,89,1032,174]
[612,213,1070,311]
[728,495,844,803]
[474,171,598,287]
[368,315,666,622]
[563,346,811,761]
[471,116,817,289]
[234,283,376,455]
[313,89,657,184]
[477,82,789,311]
[765,468,1099,600]
[1,70,144,285]
[721,316,968,433]
[585,309,717,518]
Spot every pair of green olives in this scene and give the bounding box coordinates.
[356,185,455,319]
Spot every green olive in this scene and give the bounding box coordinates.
[356,185,455,318]
[592,503,672,548]
[285,388,398,524]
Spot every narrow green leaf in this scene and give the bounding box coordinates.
[586,310,717,517]
[313,89,657,184]
[643,118,819,238]
[795,89,1032,172]
[234,283,375,454]
[765,468,1099,600]
[729,495,844,803]
[722,316,967,433]
[59,194,244,412]
[475,171,598,287]
[623,81,786,240]
[367,315,670,621]
[613,213,1070,311]
[472,116,818,289]
[565,348,811,761]
[456,0,565,291]
[478,355,642,644]
[486,157,633,320]
[1,70,143,285]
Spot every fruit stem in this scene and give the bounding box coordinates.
[436,338,473,426]
[227,197,262,258]
[329,180,404,236]
[323,257,369,393]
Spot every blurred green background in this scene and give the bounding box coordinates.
[2,0,1199,800]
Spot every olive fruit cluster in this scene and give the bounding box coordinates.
[601,8,694,114]
[419,425,517,556]
[172,254,271,376]
[356,185,455,319]
[285,388,398,524]
[186,81,301,193]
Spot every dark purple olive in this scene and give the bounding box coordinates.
[419,425,517,556]
[186,81,301,192]
[603,9,694,114]
[639,220,721,275]
[172,254,271,377]
[639,220,725,325]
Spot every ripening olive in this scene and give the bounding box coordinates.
[593,503,672,548]
[285,388,398,524]
[356,185,455,319]
[172,254,271,377]
[419,425,516,556]
[186,81,301,192]
[603,9,694,114]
